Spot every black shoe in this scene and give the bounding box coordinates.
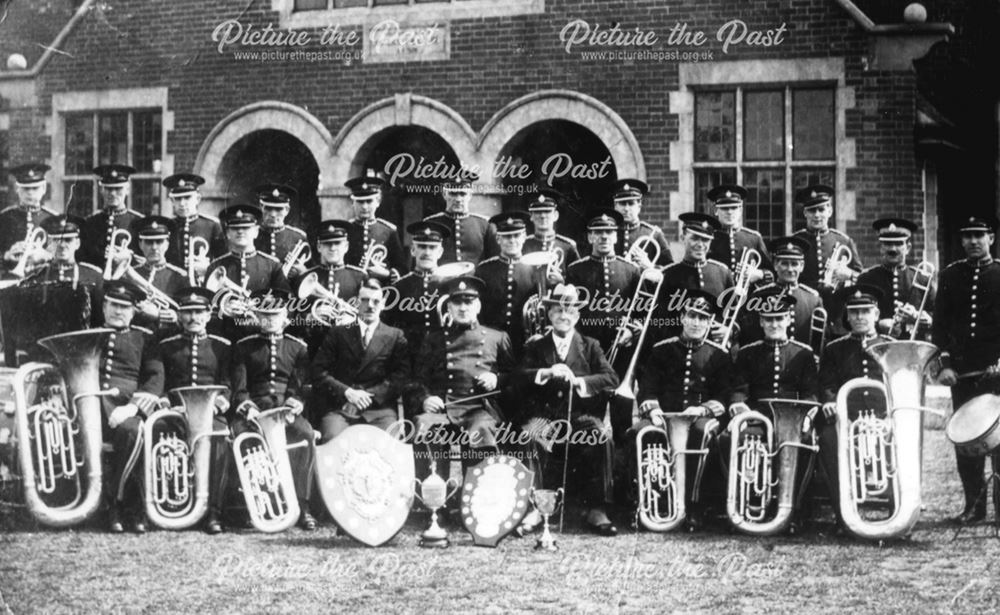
[133,515,148,534]
[953,504,987,525]
[585,508,618,537]
[108,509,124,534]
[205,517,223,535]
[299,511,317,531]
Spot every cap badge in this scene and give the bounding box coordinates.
[110,170,118,178]
[458,282,467,290]
[272,189,280,198]
[179,180,187,188]
[724,191,732,198]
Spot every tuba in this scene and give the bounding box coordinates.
[726,398,819,535]
[13,329,120,527]
[836,340,939,540]
[143,386,230,530]
[635,414,708,531]
[232,406,305,533]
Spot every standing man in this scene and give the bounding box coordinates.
[742,237,823,346]
[934,217,1000,523]
[162,173,225,284]
[310,278,410,442]
[792,184,862,291]
[523,189,580,275]
[80,164,145,269]
[255,183,310,278]
[129,216,187,332]
[424,172,496,265]
[707,184,771,282]
[1,163,55,272]
[857,218,935,339]
[231,289,317,531]
[344,170,407,282]
[22,215,103,289]
[152,287,233,534]
[612,179,673,269]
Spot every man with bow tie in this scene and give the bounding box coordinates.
[311,278,410,442]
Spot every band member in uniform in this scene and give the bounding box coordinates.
[934,217,1000,523]
[310,278,410,442]
[425,172,497,265]
[382,221,450,366]
[792,184,862,291]
[205,205,290,341]
[22,215,103,289]
[654,212,733,343]
[517,283,620,535]
[612,179,672,268]
[476,211,559,351]
[129,216,187,332]
[1,163,55,273]
[814,285,892,529]
[162,173,225,283]
[707,184,771,282]
[151,287,233,533]
[523,189,580,274]
[344,170,407,282]
[634,289,733,527]
[92,280,164,533]
[79,164,144,269]
[255,183,310,278]
[231,289,317,531]
[566,210,641,351]
[406,276,514,476]
[857,218,935,339]
[741,237,822,346]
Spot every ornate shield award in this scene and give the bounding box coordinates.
[461,455,534,547]
[316,425,415,547]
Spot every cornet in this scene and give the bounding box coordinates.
[297,272,357,326]
[10,227,49,279]
[628,236,661,269]
[103,229,146,280]
[122,267,180,313]
[281,240,311,276]
[821,243,853,289]
[361,243,388,273]
[188,237,210,286]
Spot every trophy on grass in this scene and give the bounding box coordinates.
[414,470,460,548]
[530,487,564,551]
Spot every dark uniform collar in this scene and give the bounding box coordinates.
[850,332,878,341]
[177,214,199,223]
[185,331,208,341]
[325,262,345,270]
[589,254,616,263]
[682,257,707,267]
[811,227,830,236]
[352,217,375,227]
[104,206,127,216]
[448,321,477,332]
[776,281,799,290]
[881,263,908,272]
[679,335,704,349]
[264,333,283,342]
[625,221,640,231]
[968,255,994,267]
[146,261,169,271]
[446,211,470,220]
[230,249,257,257]
[767,338,790,348]
[499,254,519,265]
[413,267,434,278]
[262,225,284,232]
[19,205,41,214]
[535,232,556,241]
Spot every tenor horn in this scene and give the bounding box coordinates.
[836,340,939,540]
[726,399,819,535]
[361,243,388,273]
[143,386,230,530]
[232,406,305,533]
[103,229,146,280]
[635,414,708,531]
[297,272,357,326]
[13,329,120,527]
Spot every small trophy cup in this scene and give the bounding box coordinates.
[414,470,460,548]
[530,487,564,551]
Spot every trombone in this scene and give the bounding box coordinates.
[188,237,210,286]
[281,240,311,276]
[890,261,935,340]
[717,248,761,349]
[611,268,664,399]
[810,306,828,364]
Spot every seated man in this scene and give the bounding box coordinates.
[517,284,620,536]
[311,278,410,442]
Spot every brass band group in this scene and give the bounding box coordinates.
[1,158,997,545]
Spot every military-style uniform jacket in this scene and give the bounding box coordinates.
[0,205,56,265]
[232,333,309,415]
[166,214,226,272]
[740,282,822,346]
[382,270,444,354]
[132,261,187,299]
[857,263,936,338]
[407,323,514,419]
[710,226,772,275]
[95,325,163,419]
[205,250,290,294]
[932,257,1000,372]
[637,336,733,415]
[255,225,308,264]
[566,254,641,349]
[732,339,818,405]
[653,258,734,341]
[22,261,103,288]
[818,333,891,404]
[345,218,408,276]
[424,211,497,265]
[79,207,145,268]
[154,332,232,391]
[475,255,536,348]
[524,233,580,275]
[792,227,862,289]
[616,221,674,267]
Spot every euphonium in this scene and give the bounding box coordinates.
[836,340,939,540]
[635,414,707,531]
[297,272,357,325]
[13,329,120,527]
[281,240,311,276]
[726,399,819,535]
[821,243,852,289]
[143,386,230,530]
[232,406,304,533]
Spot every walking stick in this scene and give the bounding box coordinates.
[559,379,573,533]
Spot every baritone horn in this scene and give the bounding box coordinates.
[232,406,306,533]
[297,272,357,326]
[726,399,819,535]
[188,237,210,286]
[635,413,708,531]
[281,240,311,276]
[836,340,940,540]
[143,386,230,530]
[13,329,121,527]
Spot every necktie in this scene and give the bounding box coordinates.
[362,324,372,349]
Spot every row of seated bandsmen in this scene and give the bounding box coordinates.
[1,160,997,536]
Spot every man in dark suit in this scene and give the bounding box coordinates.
[517,283,620,535]
[311,278,410,442]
